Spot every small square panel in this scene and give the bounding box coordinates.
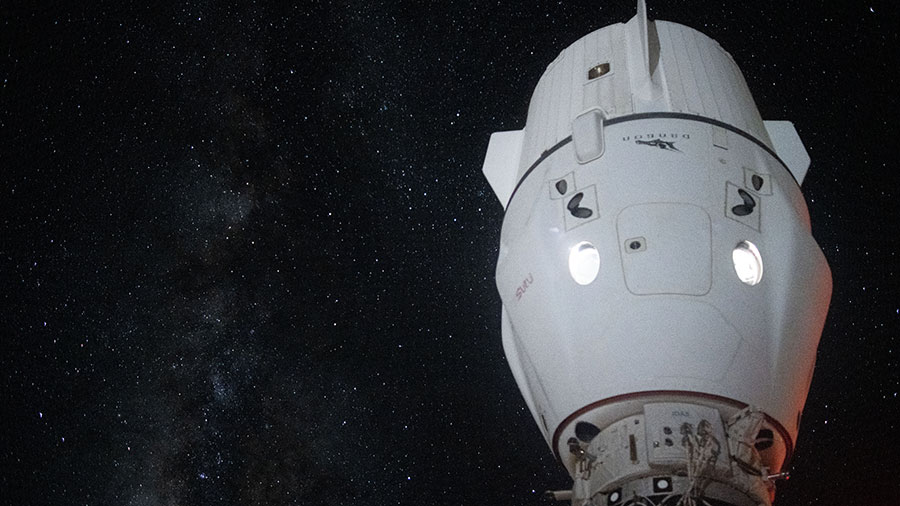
[616,203,711,296]
[624,237,647,253]
[644,403,729,475]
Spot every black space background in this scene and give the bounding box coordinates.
[1,1,898,505]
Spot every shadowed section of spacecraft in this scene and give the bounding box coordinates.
[481,1,831,505]
[574,421,601,442]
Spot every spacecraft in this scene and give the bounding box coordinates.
[481,2,832,505]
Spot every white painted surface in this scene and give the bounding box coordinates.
[485,2,830,502]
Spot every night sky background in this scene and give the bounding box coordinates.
[2,1,898,505]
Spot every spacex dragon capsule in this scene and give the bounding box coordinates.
[481,2,832,505]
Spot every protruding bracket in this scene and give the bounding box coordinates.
[637,0,650,78]
[482,130,525,208]
[627,0,663,109]
[764,120,811,185]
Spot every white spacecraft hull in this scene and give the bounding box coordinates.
[482,3,831,505]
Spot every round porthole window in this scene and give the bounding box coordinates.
[732,240,763,286]
[568,241,600,285]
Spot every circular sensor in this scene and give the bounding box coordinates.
[569,241,600,285]
[732,240,763,286]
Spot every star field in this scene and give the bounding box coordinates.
[2,1,899,505]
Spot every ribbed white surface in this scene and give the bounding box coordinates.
[655,21,768,144]
[518,17,771,178]
[521,22,633,173]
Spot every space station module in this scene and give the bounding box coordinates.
[481,2,832,505]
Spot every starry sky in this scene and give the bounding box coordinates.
[1,1,898,505]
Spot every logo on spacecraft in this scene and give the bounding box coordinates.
[635,138,682,152]
[622,133,690,153]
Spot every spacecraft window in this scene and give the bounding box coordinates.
[588,62,611,79]
[568,241,600,285]
[732,241,763,285]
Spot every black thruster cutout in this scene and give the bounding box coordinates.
[567,192,583,211]
[732,188,756,216]
[567,192,593,219]
[752,174,764,191]
[555,179,568,195]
